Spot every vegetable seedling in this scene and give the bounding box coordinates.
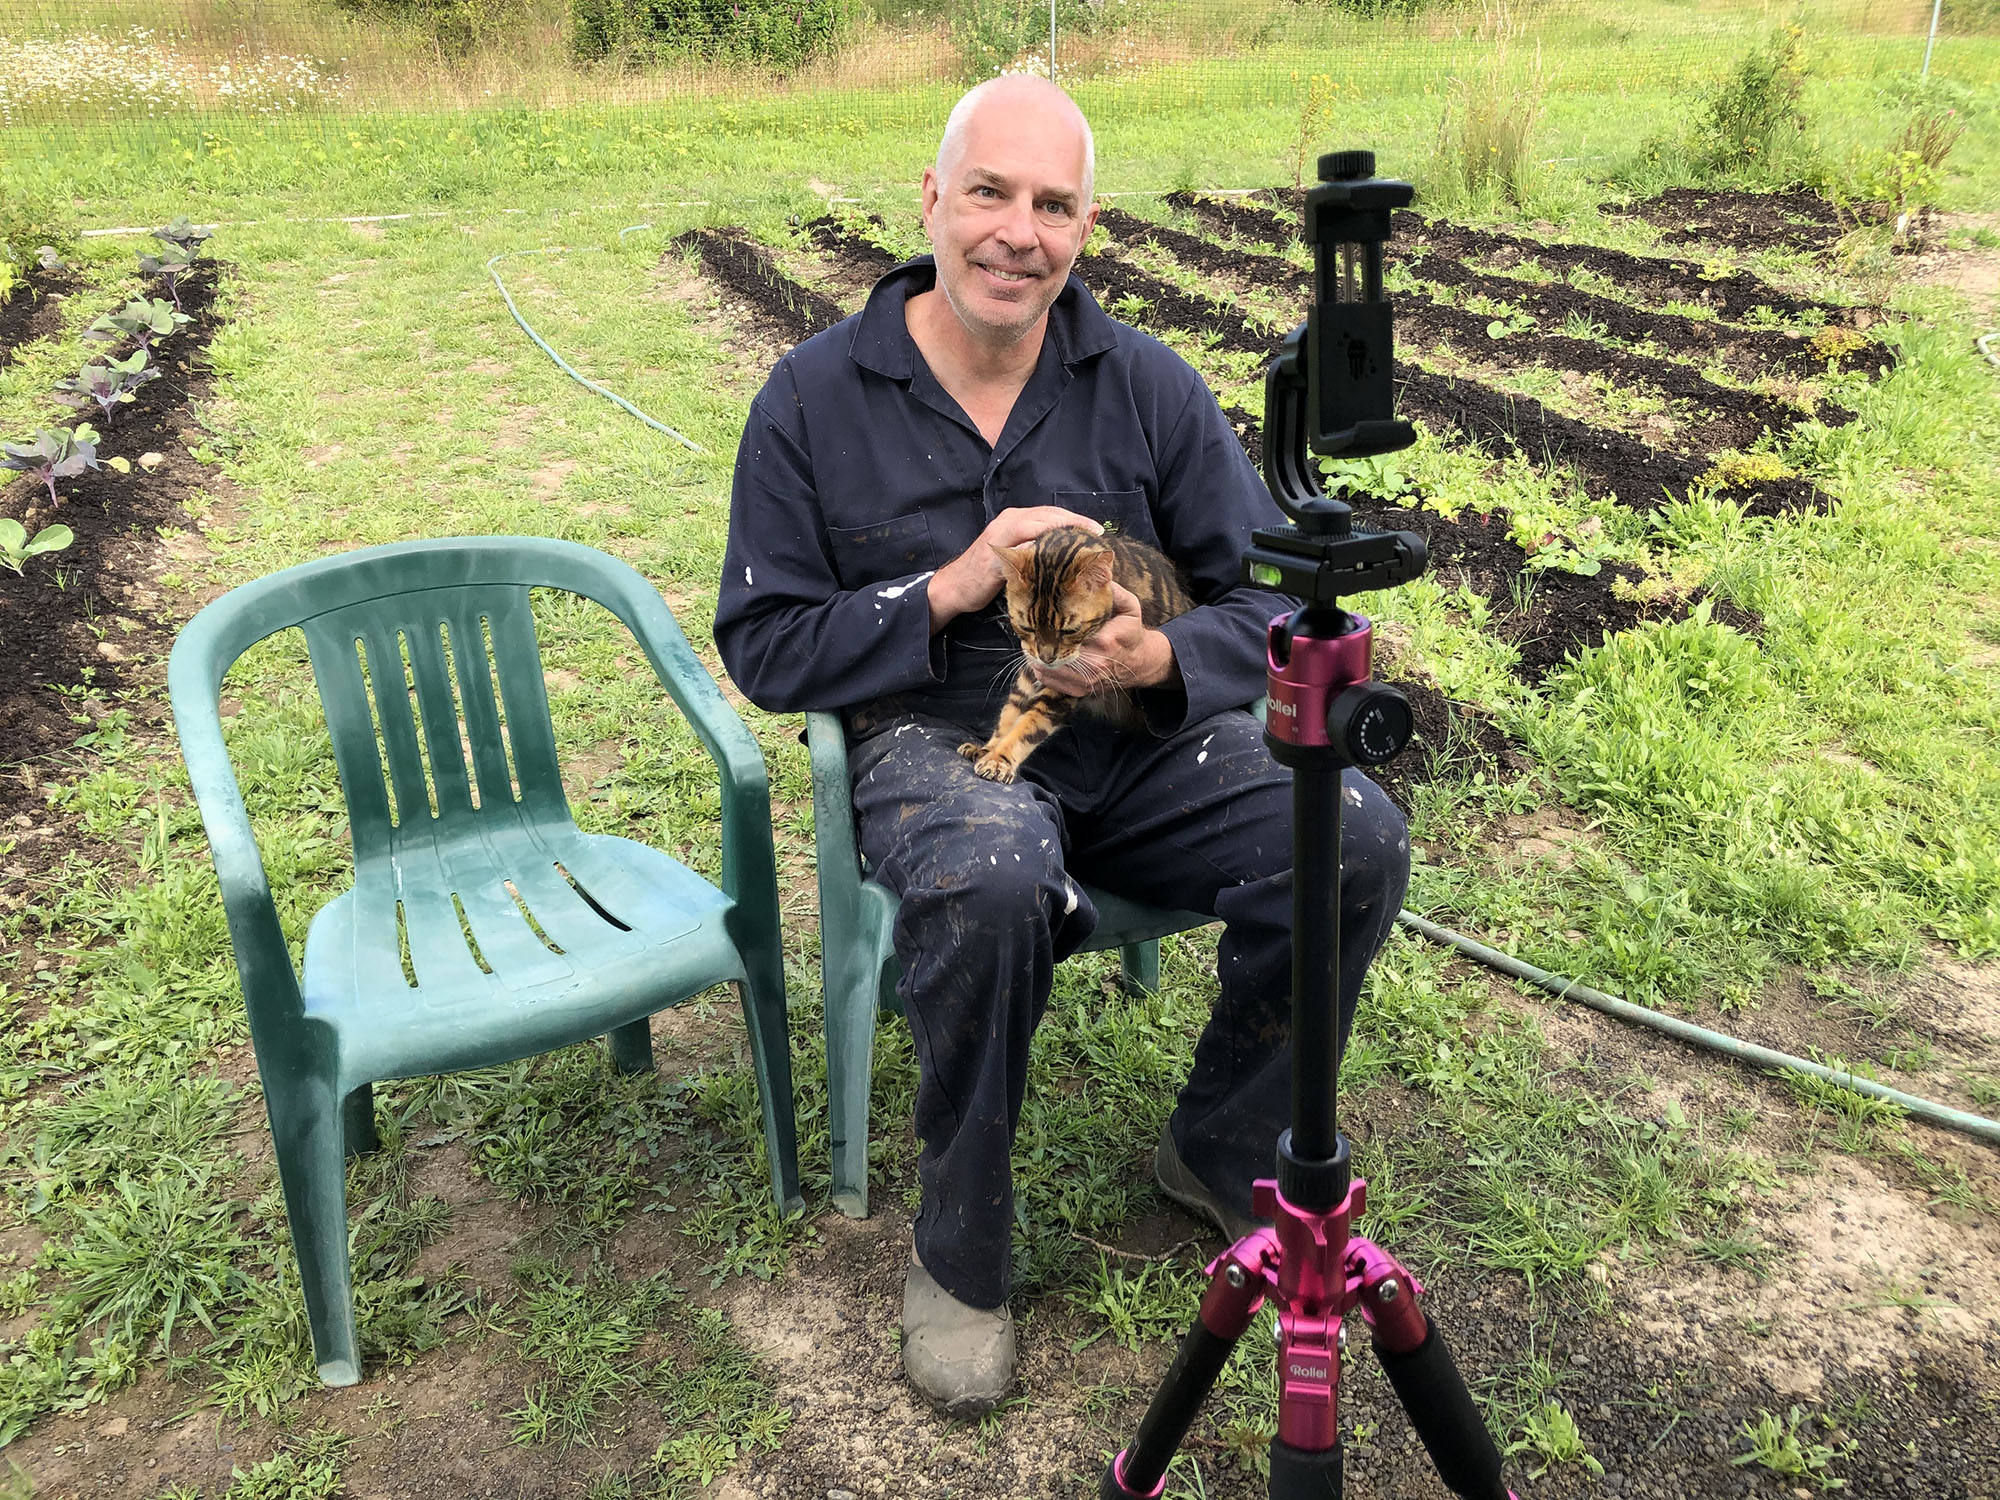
[0,519,75,575]
[54,352,159,423]
[2,426,104,515]
[138,244,196,309]
[152,217,212,258]
[85,298,189,352]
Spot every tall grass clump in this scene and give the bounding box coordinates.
[569,0,854,65]
[1428,24,1543,210]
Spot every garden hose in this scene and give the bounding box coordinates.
[1397,910,2000,1148]
[1978,331,2000,369]
[486,227,704,453]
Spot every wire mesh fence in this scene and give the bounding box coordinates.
[1,0,1994,204]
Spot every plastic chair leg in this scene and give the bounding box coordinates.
[606,1017,655,1074]
[735,960,804,1217]
[342,1083,378,1158]
[824,963,880,1221]
[1120,940,1161,996]
[268,1087,362,1386]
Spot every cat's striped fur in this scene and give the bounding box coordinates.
[958,526,1195,783]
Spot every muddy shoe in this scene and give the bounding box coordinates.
[902,1253,1015,1418]
[1154,1121,1263,1243]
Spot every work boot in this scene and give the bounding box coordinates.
[1154,1121,1264,1243]
[902,1251,1015,1418]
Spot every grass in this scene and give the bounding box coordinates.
[0,0,1998,1492]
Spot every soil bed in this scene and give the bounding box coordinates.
[1101,207,1842,451]
[1606,186,1850,255]
[1171,191,1891,377]
[0,265,80,366]
[679,228,847,346]
[0,261,227,824]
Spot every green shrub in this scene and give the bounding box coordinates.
[0,190,76,263]
[334,0,525,53]
[947,0,1118,82]
[1686,24,1809,177]
[570,0,853,66]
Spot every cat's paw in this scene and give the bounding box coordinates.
[970,752,1019,784]
[956,740,985,762]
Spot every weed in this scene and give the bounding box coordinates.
[221,1427,350,1500]
[1733,1405,1854,1489]
[1067,1256,1203,1352]
[1288,72,1339,192]
[1505,1401,1604,1478]
[1432,30,1543,211]
[46,1170,248,1352]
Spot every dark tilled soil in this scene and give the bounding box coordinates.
[0,266,80,366]
[1171,191,1892,378]
[1605,186,1849,255]
[1373,673,1527,812]
[0,263,226,822]
[1102,207,1841,452]
[680,228,848,346]
[803,214,905,284]
[1398,367,1831,519]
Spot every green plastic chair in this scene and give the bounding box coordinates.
[169,537,800,1387]
[805,711,1213,1219]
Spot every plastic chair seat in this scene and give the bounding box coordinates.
[304,830,733,1085]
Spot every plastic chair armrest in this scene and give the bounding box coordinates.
[167,652,304,1026]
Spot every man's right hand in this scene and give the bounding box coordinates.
[927,507,1104,633]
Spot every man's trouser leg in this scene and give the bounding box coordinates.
[850,718,1100,1311]
[1064,709,1411,1224]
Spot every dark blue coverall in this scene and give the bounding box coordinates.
[715,258,1410,1310]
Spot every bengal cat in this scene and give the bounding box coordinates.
[959,525,1195,784]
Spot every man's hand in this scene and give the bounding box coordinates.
[1033,581,1178,696]
[927,506,1103,632]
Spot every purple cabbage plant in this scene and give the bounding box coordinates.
[54,352,159,423]
[85,298,189,353]
[152,217,212,258]
[2,426,106,516]
[137,244,196,309]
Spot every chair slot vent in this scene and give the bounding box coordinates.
[504,879,564,955]
[450,893,493,974]
[394,900,418,987]
[438,621,478,810]
[356,636,400,829]
[482,614,522,803]
[555,861,631,932]
[400,630,440,819]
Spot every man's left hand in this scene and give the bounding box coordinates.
[1032,582,1178,697]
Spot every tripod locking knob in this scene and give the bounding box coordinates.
[1326,683,1412,766]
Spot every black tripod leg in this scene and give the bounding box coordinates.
[1269,1438,1343,1499]
[1374,1320,1513,1500]
[1103,1252,1274,1500]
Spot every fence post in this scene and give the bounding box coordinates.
[1050,0,1058,81]
[1923,0,1942,75]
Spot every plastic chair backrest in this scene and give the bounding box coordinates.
[298,587,565,869]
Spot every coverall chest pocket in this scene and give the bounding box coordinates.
[1052,488,1157,548]
[825,511,938,590]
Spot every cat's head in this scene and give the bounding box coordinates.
[991,526,1116,669]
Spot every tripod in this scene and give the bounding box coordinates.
[1099,151,1517,1500]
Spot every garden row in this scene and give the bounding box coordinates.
[671,191,1887,802]
[0,222,225,821]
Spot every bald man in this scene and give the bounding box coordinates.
[715,77,1409,1415]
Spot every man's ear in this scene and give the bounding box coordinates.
[990,542,1033,581]
[920,166,940,242]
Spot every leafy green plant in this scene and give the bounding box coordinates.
[0,519,75,575]
[85,298,189,352]
[1505,1401,1605,1478]
[0,253,17,308]
[152,216,212,258]
[1687,24,1809,177]
[2,426,107,515]
[1733,1405,1854,1489]
[54,352,159,423]
[138,245,197,310]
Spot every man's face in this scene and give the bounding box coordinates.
[921,100,1098,350]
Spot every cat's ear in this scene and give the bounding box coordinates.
[990,543,1034,581]
[1077,548,1115,590]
